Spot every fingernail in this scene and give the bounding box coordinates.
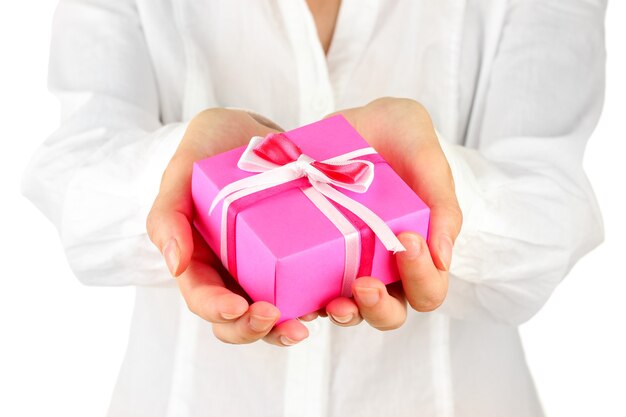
[163,239,180,276]
[280,336,298,346]
[400,233,422,260]
[220,312,242,320]
[249,314,276,332]
[329,313,353,324]
[437,234,453,271]
[354,287,380,307]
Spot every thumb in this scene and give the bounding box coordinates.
[427,202,462,271]
[146,152,195,277]
[404,134,462,272]
[396,232,448,312]
[147,205,193,278]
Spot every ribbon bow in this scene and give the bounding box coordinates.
[252,133,373,187]
[209,132,406,297]
[211,133,381,207]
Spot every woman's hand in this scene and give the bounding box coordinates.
[147,108,309,346]
[319,98,463,329]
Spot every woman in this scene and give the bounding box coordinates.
[22,0,606,416]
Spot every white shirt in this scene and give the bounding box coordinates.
[22,0,606,416]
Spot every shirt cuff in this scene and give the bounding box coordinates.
[436,131,482,238]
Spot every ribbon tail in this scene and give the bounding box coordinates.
[322,147,378,163]
[300,187,360,298]
[311,181,407,253]
[219,182,283,272]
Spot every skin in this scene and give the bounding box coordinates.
[305,100,462,328]
[147,99,462,346]
[305,0,342,54]
[146,5,461,346]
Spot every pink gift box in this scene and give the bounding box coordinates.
[191,115,430,322]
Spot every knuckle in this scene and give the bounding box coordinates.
[400,99,430,121]
[444,164,454,186]
[372,97,417,116]
[455,206,463,231]
[208,107,232,118]
[369,96,394,109]
[436,203,463,239]
[449,204,463,232]
[192,107,220,124]
[184,295,201,317]
[404,98,427,114]
[145,210,159,241]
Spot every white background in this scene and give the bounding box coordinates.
[0,2,624,417]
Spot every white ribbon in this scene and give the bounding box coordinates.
[209,136,406,294]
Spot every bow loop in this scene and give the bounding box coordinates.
[232,132,376,193]
[251,132,374,188]
[310,160,371,185]
[253,133,303,165]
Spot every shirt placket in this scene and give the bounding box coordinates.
[324,0,379,107]
[277,0,335,126]
[275,1,335,416]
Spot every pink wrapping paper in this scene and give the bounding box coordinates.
[191,115,430,322]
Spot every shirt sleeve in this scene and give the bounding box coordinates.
[21,0,186,286]
[437,0,606,325]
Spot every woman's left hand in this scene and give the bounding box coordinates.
[301,98,462,329]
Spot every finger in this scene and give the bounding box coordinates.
[427,201,462,272]
[146,150,196,277]
[212,301,281,344]
[401,145,462,272]
[298,312,320,322]
[177,258,249,323]
[402,116,461,271]
[399,120,461,271]
[245,111,286,132]
[146,110,282,277]
[263,319,310,347]
[364,99,461,271]
[329,101,462,271]
[352,277,407,331]
[325,297,362,327]
[396,232,448,312]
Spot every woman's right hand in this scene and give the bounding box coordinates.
[147,108,309,346]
